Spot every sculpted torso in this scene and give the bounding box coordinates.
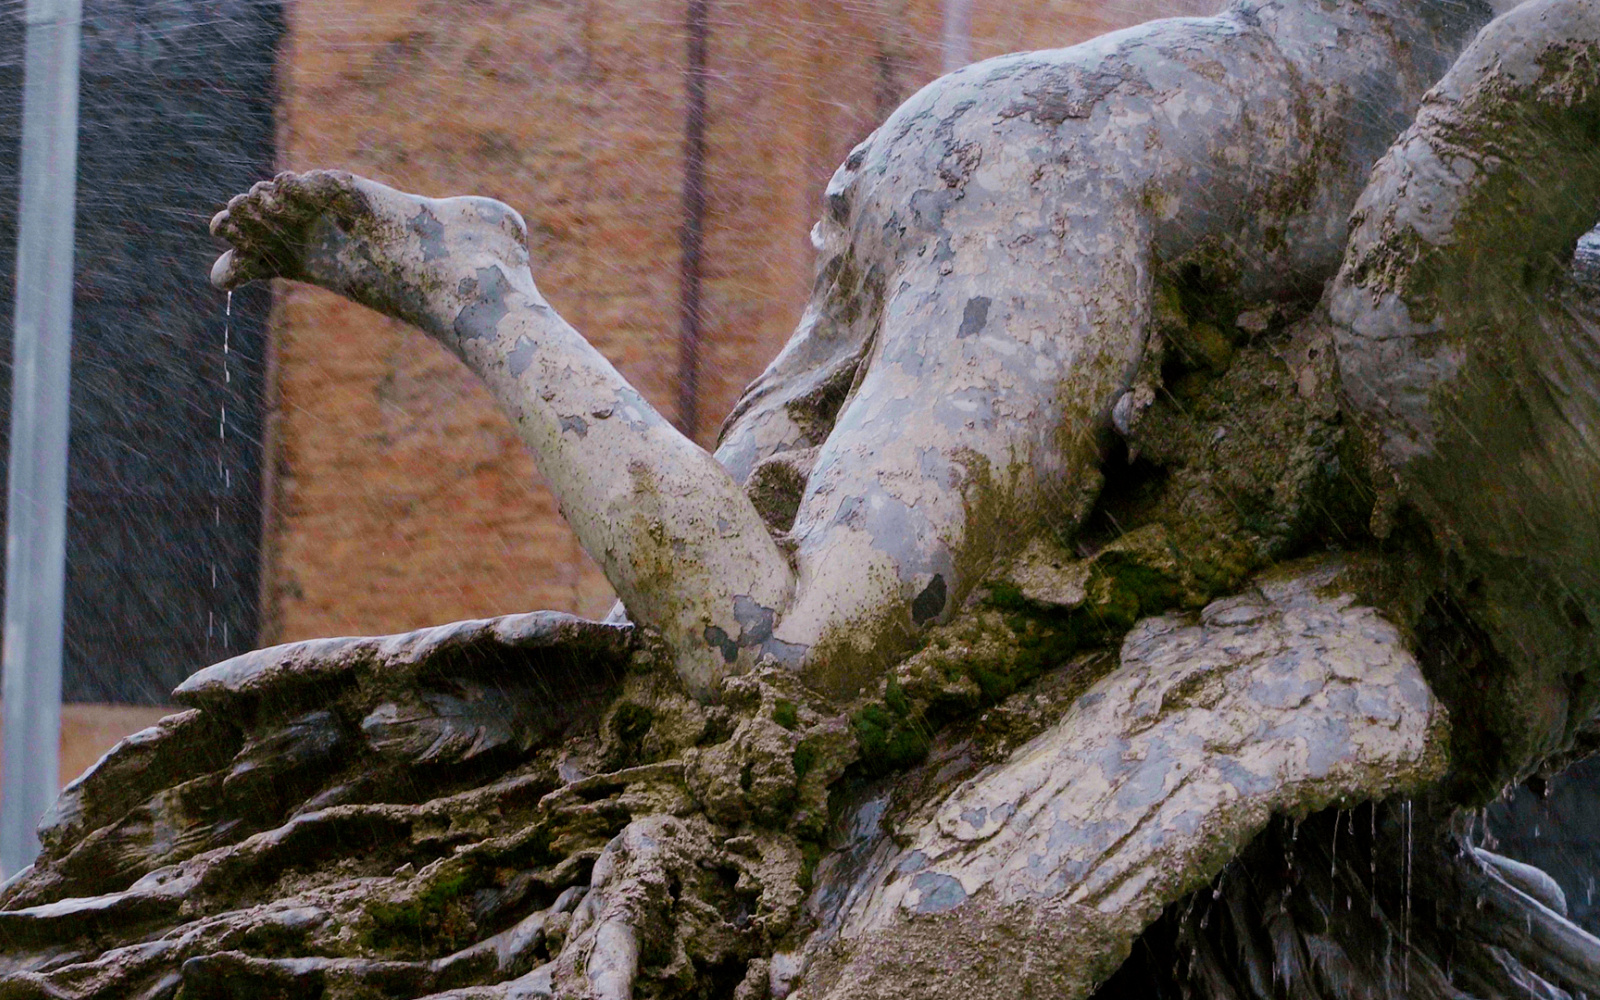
[213,0,1496,703]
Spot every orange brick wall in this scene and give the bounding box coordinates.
[262,0,1217,645]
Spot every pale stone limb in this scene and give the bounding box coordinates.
[210,172,794,698]
[1329,0,1600,786]
[785,557,1450,1000]
[727,0,1496,695]
[547,817,680,1000]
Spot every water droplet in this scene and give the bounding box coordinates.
[1331,808,1341,880]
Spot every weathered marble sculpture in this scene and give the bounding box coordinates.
[2,0,1598,997]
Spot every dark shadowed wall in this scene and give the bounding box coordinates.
[0,0,282,703]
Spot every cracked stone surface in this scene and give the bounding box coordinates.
[790,559,1448,1000]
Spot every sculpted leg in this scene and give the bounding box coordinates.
[211,172,794,698]
[753,0,1494,695]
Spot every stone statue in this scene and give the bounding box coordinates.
[2,0,1597,997]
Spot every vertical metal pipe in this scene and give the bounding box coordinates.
[941,0,971,73]
[1,0,82,877]
[677,0,709,439]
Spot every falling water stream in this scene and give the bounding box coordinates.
[1404,799,1414,991]
[209,291,232,654]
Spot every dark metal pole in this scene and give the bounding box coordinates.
[677,0,709,439]
[1,0,81,877]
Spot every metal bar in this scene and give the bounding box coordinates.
[942,0,972,73]
[1,0,83,878]
[677,0,709,439]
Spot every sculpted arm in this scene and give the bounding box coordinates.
[210,174,794,698]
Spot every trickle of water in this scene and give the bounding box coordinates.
[1403,799,1413,991]
[1383,924,1393,994]
[1370,801,1379,918]
[1331,808,1342,880]
[209,291,232,656]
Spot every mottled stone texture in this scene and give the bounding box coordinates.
[263,0,1215,646]
[797,560,1449,1000]
[0,568,1592,1000]
[0,0,281,702]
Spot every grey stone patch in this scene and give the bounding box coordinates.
[453,265,513,343]
[1299,713,1353,779]
[704,626,739,665]
[909,187,959,232]
[611,386,657,433]
[1113,746,1177,812]
[999,64,1125,125]
[267,907,329,933]
[1246,665,1324,710]
[932,387,997,433]
[832,495,867,529]
[956,296,991,338]
[758,635,811,667]
[911,575,947,626]
[407,205,449,262]
[508,335,536,377]
[560,415,589,438]
[910,873,967,914]
[1210,755,1277,798]
[714,596,807,665]
[732,595,778,647]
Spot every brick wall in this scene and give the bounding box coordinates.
[264,0,1216,644]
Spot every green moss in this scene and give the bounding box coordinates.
[791,742,817,782]
[850,701,930,774]
[771,698,799,730]
[986,579,1028,611]
[365,859,479,952]
[883,676,910,717]
[797,839,824,891]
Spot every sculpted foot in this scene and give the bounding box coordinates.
[209,170,535,346]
